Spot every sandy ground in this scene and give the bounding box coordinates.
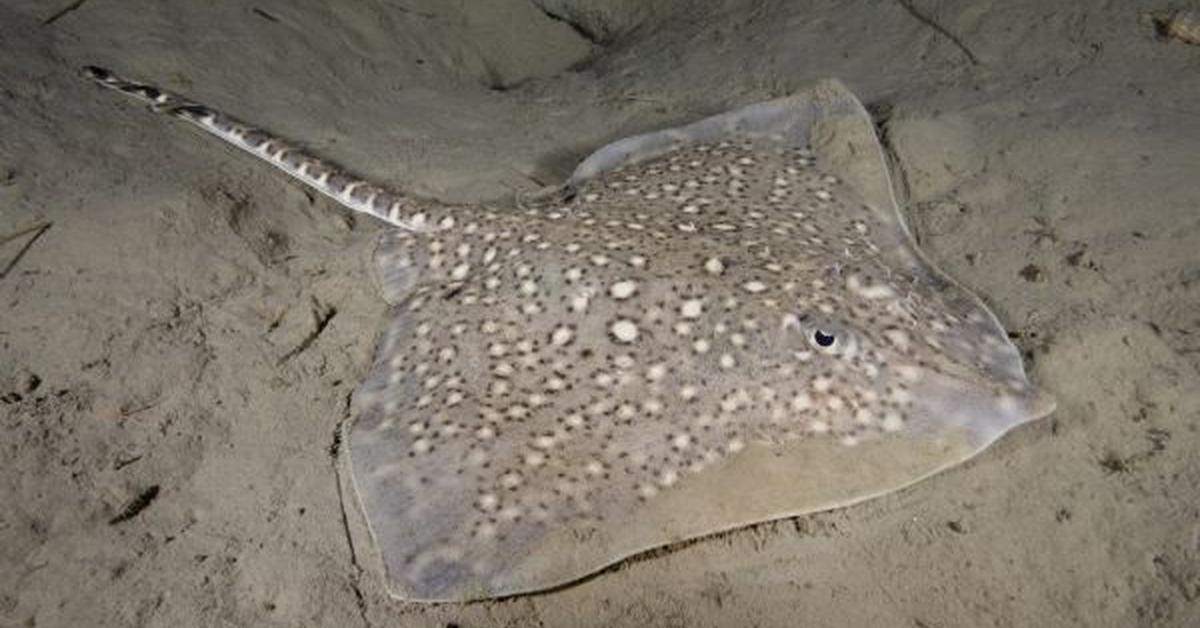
[2,1,1199,626]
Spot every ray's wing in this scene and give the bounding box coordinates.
[350,242,716,600]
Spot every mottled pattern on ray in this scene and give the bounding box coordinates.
[83,69,1054,603]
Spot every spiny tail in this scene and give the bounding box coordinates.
[81,65,454,232]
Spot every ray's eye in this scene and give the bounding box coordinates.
[812,329,836,348]
[790,313,857,357]
[807,324,857,357]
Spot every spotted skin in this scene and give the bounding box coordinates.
[84,68,1052,601]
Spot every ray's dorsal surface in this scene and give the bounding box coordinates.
[83,69,1054,603]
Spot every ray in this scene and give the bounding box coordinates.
[83,68,1054,602]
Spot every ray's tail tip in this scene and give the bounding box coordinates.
[80,64,113,82]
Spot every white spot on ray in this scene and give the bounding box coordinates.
[610,319,639,343]
[571,291,592,313]
[610,280,638,300]
[551,326,574,346]
[742,280,767,293]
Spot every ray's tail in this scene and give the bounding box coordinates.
[81,65,454,232]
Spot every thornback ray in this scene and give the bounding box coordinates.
[82,69,1054,602]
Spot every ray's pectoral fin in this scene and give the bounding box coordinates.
[906,368,1056,446]
[784,80,1055,438]
[371,230,422,306]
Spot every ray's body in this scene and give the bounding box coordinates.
[84,67,1053,601]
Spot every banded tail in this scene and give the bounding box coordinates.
[81,65,454,232]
